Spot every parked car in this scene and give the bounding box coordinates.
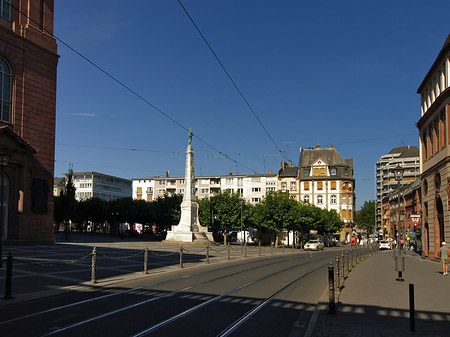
[378,240,392,250]
[304,239,324,251]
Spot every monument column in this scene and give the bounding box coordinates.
[165,129,213,242]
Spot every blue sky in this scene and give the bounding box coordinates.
[53,1,450,209]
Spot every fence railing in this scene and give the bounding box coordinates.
[1,242,306,299]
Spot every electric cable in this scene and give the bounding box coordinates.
[177,0,290,162]
[8,2,258,174]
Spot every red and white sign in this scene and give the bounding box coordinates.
[410,215,421,226]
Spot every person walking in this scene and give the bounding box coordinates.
[437,242,450,275]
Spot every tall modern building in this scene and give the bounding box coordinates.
[0,1,58,244]
[417,33,450,257]
[375,146,420,236]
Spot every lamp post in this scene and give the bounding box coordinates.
[0,152,11,269]
[240,199,244,247]
[394,164,404,281]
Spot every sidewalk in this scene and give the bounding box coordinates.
[312,250,450,336]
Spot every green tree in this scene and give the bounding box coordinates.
[153,193,182,229]
[356,200,376,234]
[253,191,300,246]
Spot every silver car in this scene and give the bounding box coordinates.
[304,239,324,251]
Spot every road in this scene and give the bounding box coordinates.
[0,248,336,337]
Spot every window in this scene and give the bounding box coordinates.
[331,181,336,190]
[226,178,233,184]
[317,181,323,190]
[0,1,10,20]
[266,187,275,192]
[344,167,349,176]
[317,195,323,204]
[201,188,209,194]
[330,167,337,175]
[252,187,261,193]
[290,182,296,191]
[158,189,165,194]
[179,189,185,194]
[303,195,310,203]
[281,183,287,192]
[179,179,185,184]
[314,168,319,176]
[237,188,243,195]
[342,197,347,205]
[422,129,428,161]
[252,197,260,203]
[303,168,310,176]
[341,209,347,218]
[159,180,166,186]
[331,195,337,204]
[0,57,11,123]
[304,182,310,190]
[320,168,326,175]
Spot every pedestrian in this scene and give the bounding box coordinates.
[436,242,450,275]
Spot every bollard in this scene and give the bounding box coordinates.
[3,252,13,300]
[180,246,184,268]
[206,245,210,264]
[259,242,261,256]
[271,243,273,255]
[328,262,336,314]
[244,244,247,258]
[282,245,285,254]
[350,248,354,269]
[335,255,340,292]
[409,284,415,331]
[346,250,350,275]
[144,247,148,274]
[227,244,231,260]
[341,251,345,278]
[91,247,97,284]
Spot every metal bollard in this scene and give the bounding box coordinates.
[206,245,210,264]
[335,255,340,292]
[409,284,415,331]
[91,247,97,284]
[227,244,231,260]
[328,262,336,314]
[3,252,14,300]
[244,244,247,258]
[350,248,354,269]
[341,251,345,278]
[259,242,262,256]
[180,246,184,268]
[271,243,273,255]
[282,245,285,254]
[144,247,148,274]
[346,250,350,274]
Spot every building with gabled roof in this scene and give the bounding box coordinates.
[298,145,355,241]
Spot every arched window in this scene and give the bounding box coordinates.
[0,57,11,123]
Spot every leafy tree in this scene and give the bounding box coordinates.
[253,191,300,246]
[153,193,182,229]
[356,200,376,234]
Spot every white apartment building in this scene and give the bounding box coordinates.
[132,174,277,204]
[69,172,132,201]
[375,146,420,233]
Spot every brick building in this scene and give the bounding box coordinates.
[417,33,450,258]
[0,1,58,244]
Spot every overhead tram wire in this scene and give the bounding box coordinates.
[177,0,290,163]
[9,3,258,174]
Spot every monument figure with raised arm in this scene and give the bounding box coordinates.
[165,129,213,243]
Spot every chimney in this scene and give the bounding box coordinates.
[316,144,320,149]
[330,144,334,148]
[289,160,292,167]
[269,169,272,174]
[165,171,169,178]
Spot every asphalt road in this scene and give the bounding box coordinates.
[0,248,337,337]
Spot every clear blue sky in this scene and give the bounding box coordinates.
[53,0,450,209]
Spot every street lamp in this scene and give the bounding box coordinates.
[394,164,404,281]
[240,199,244,251]
[0,152,11,269]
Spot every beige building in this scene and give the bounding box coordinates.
[417,33,450,258]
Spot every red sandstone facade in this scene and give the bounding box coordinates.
[0,0,58,243]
